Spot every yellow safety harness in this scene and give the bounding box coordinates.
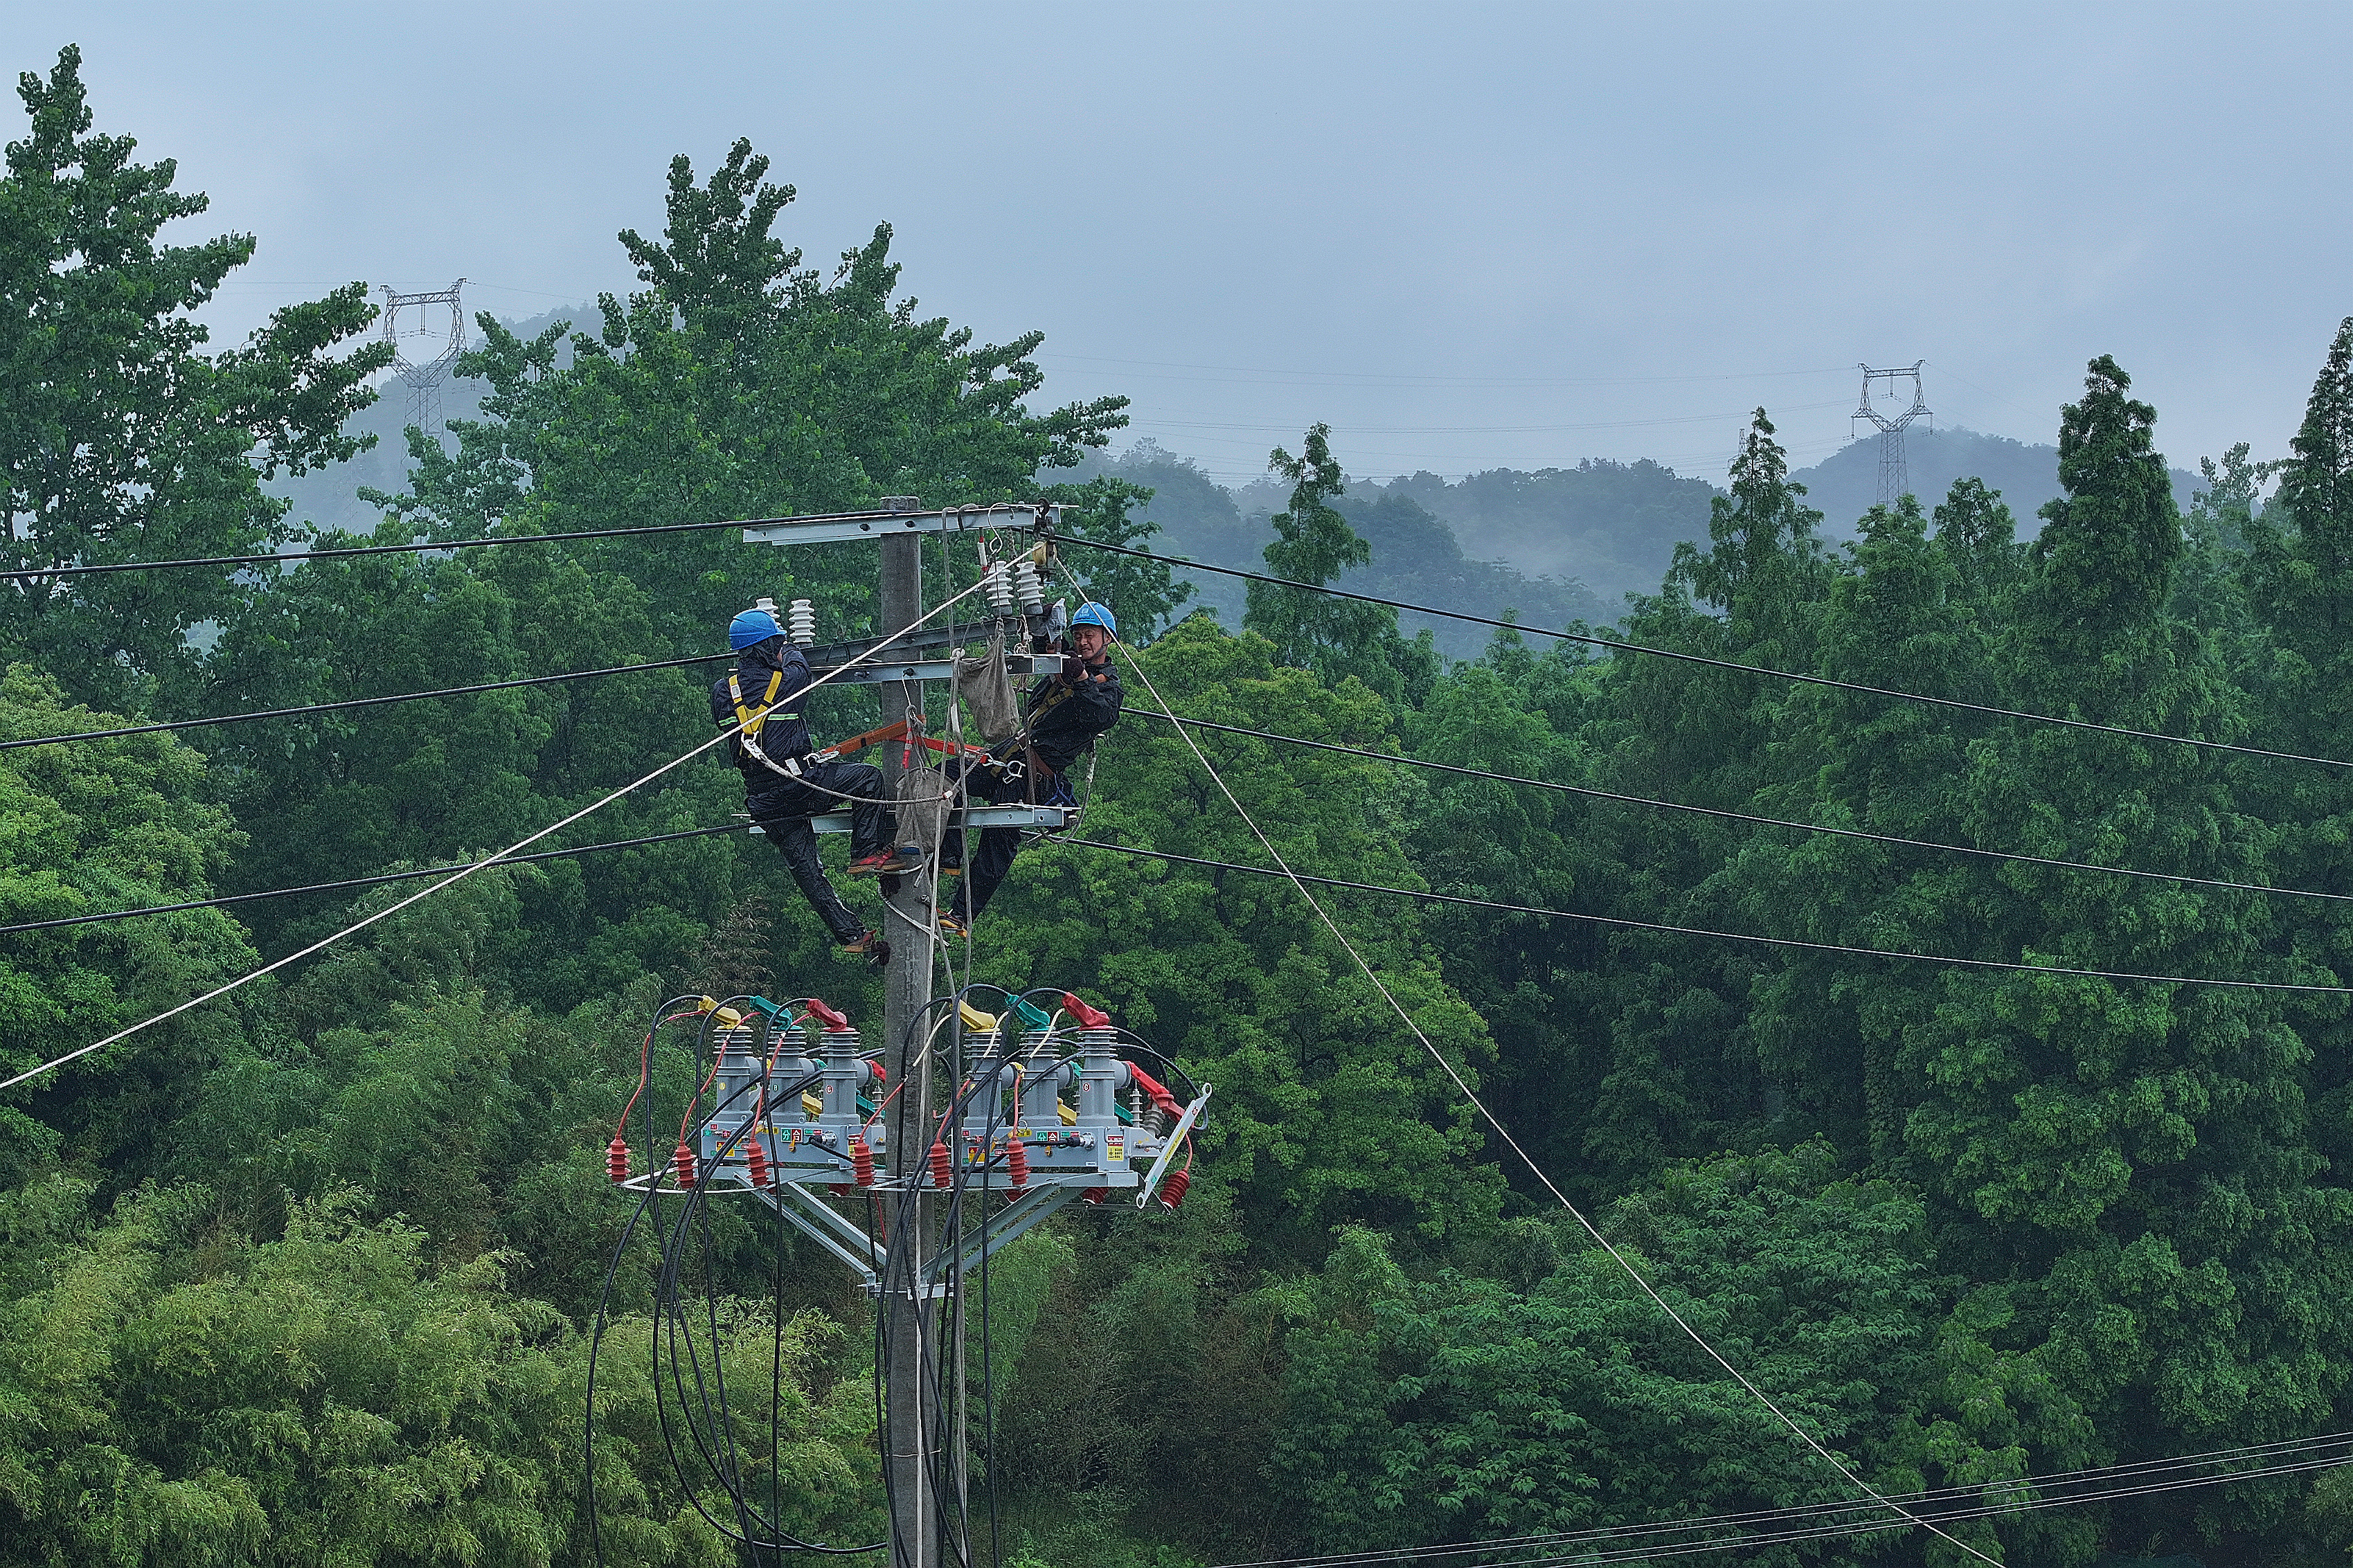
[728,668,807,780]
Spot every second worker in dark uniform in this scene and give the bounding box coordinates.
[938,601,1124,936]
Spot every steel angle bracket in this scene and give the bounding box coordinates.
[811,653,1063,687]
[742,503,1066,550]
[1137,1085,1213,1209]
[755,1181,884,1291]
[756,804,1073,836]
[925,1183,1083,1286]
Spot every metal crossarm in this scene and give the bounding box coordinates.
[753,804,1075,835]
[756,1182,884,1290]
[811,653,1062,687]
[741,502,1066,549]
[925,1184,1083,1286]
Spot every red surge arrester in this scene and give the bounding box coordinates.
[747,1138,771,1188]
[673,1140,697,1188]
[1158,1168,1190,1209]
[929,1140,953,1189]
[607,1133,632,1184]
[1127,1065,1184,1117]
[850,1137,876,1187]
[1007,1140,1030,1189]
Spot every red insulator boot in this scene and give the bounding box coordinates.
[673,1140,697,1189]
[1158,1168,1191,1211]
[830,1183,852,1197]
[929,1140,953,1189]
[850,1137,876,1188]
[1081,1187,1108,1206]
[746,1138,770,1188]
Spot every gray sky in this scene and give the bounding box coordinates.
[11,3,2350,486]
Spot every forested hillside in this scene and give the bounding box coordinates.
[10,44,2353,1568]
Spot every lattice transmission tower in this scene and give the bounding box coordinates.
[379,280,467,435]
[1854,361,1930,506]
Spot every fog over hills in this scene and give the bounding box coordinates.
[281,316,2221,657]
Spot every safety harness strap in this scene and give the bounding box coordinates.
[728,669,807,780]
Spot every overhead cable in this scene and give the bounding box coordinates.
[0,574,994,1095]
[0,824,745,937]
[1064,839,2348,995]
[0,651,735,754]
[0,506,940,585]
[1206,1428,2353,1568]
[1129,707,2353,905]
[1059,562,2005,1568]
[1064,539,2353,772]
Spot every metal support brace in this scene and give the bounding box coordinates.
[754,1182,884,1291]
[925,1184,1082,1286]
[740,503,1064,549]
[1136,1087,1214,1209]
[812,654,1061,687]
[753,804,1073,836]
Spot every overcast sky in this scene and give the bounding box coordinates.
[10,3,2349,485]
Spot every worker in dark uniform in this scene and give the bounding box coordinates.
[713,607,922,956]
[939,601,1123,936]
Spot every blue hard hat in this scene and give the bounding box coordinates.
[729,609,783,651]
[1070,602,1118,639]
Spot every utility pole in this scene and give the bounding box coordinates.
[720,496,1204,1567]
[1854,361,1930,508]
[875,507,936,1568]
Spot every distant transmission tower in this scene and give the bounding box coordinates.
[1853,361,1930,506]
[379,280,467,435]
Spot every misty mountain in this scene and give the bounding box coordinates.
[265,301,592,538]
[1073,442,1615,660]
[1358,460,1721,611]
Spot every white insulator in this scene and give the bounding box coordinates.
[984,561,1014,617]
[786,598,817,646]
[1009,559,1044,617]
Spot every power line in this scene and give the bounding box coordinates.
[1062,564,2004,1568]
[0,824,744,937]
[1208,1429,2353,1568]
[1128,708,2353,905]
[0,573,996,1095]
[1065,539,2353,772]
[0,505,952,585]
[0,651,734,754]
[1062,839,2347,995]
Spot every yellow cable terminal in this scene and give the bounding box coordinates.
[958,1001,999,1032]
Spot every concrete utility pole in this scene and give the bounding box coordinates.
[728,496,1118,1567]
[876,519,937,1568]
[1854,361,1931,508]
